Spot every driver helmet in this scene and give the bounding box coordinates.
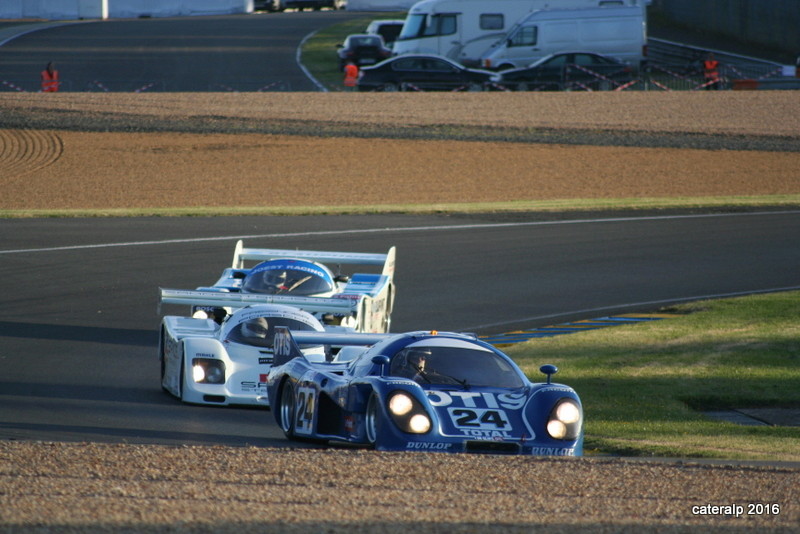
[241,317,270,339]
[263,270,288,289]
[405,348,431,375]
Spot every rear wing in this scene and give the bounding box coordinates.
[158,288,360,315]
[231,239,396,277]
[273,326,390,366]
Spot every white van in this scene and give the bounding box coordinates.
[481,5,646,70]
[392,0,645,66]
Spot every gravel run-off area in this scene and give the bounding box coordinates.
[1,92,799,532]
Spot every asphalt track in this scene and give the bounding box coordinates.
[0,11,365,92]
[1,211,799,446]
[1,13,799,451]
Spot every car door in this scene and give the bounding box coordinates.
[389,57,426,89]
[534,53,571,90]
[420,57,464,89]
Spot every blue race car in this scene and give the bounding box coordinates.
[267,328,583,455]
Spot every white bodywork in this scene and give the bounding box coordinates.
[159,304,327,406]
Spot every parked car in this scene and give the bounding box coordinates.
[337,34,392,71]
[365,19,405,49]
[268,0,335,10]
[357,54,493,92]
[492,52,635,91]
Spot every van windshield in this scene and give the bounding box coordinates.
[398,14,426,40]
[399,13,457,40]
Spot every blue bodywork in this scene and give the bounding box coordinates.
[267,328,583,455]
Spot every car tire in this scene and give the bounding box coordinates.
[159,328,168,392]
[467,82,483,92]
[365,393,380,447]
[382,83,399,92]
[279,381,297,439]
[516,82,529,92]
[179,357,187,402]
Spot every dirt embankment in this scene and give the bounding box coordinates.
[1,92,799,211]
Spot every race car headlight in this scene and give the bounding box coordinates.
[192,358,226,384]
[389,392,414,416]
[387,391,431,434]
[546,399,582,440]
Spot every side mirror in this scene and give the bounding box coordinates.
[372,355,391,375]
[539,364,558,384]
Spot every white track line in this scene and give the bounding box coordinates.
[2,210,799,255]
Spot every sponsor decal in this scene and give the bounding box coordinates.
[406,442,452,450]
[344,415,356,435]
[426,390,526,410]
[258,357,273,365]
[195,352,215,359]
[251,260,328,280]
[530,447,576,456]
[460,429,513,439]
[241,379,268,393]
[333,294,362,301]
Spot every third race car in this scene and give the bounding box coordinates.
[162,240,396,334]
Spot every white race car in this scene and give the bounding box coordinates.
[161,240,396,333]
[159,301,332,406]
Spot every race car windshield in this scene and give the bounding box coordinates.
[242,267,334,296]
[389,347,525,388]
[227,317,319,349]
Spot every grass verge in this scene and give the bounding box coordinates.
[506,291,800,462]
[2,195,799,218]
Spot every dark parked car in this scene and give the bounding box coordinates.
[357,55,493,92]
[337,34,392,71]
[492,52,635,91]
